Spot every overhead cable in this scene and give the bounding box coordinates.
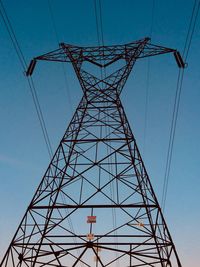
[0,0,53,158]
[143,0,155,155]
[47,0,73,114]
[94,2,119,265]
[47,0,81,258]
[161,0,200,212]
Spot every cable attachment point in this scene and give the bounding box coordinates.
[174,51,185,68]
[26,59,37,76]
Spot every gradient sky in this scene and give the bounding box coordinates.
[0,0,199,266]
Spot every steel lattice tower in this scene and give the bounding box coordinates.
[1,38,185,267]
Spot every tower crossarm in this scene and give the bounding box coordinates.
[26,37,185,76]
[138,42,175,58]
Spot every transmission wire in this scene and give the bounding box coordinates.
[93,1,119,265]
[161,0,200,212]
[98,1,120,265]
[47,0,84,261]
[94,0,101,46]
[183,0,199,60]
[98,0,105,46]
[47,0,73,114]
[0,0,53,159]
[143,0,155,155]
[1,1,87,263]
[94,0,104,89]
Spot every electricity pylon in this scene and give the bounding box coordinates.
[1,37,184,267]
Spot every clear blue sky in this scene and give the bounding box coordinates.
[0,0,199,266]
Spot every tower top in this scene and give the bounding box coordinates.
[26,37,185,76]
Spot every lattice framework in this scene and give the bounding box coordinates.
[1,37,184,267]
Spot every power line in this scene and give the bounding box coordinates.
[161,0,200,212]
[94,0,101,46]
[183,0,200,61]
[94,0,105,87]
[161,69,183,212]
[143,0,155,155]
[1,1,82,261]
[98,0,105,47]
[46,0,82,260]
[98,0,107,81]
[184,1,200,61]
[47,0,73,114]
[47,0,60,43]
[93,0,105,47]
[0,0,53,159]
[94,2,119,265]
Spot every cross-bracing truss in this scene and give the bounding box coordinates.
[1,37,184,267]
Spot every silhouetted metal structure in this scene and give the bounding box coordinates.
[1,38,184,267]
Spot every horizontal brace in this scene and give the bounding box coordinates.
[87,101,116,104]
[46,235,151,238]
[62,138,132,143]
[15,242,172,246]
[79,106,118,110]
[68,162,131,166]
[30,204,157,209]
